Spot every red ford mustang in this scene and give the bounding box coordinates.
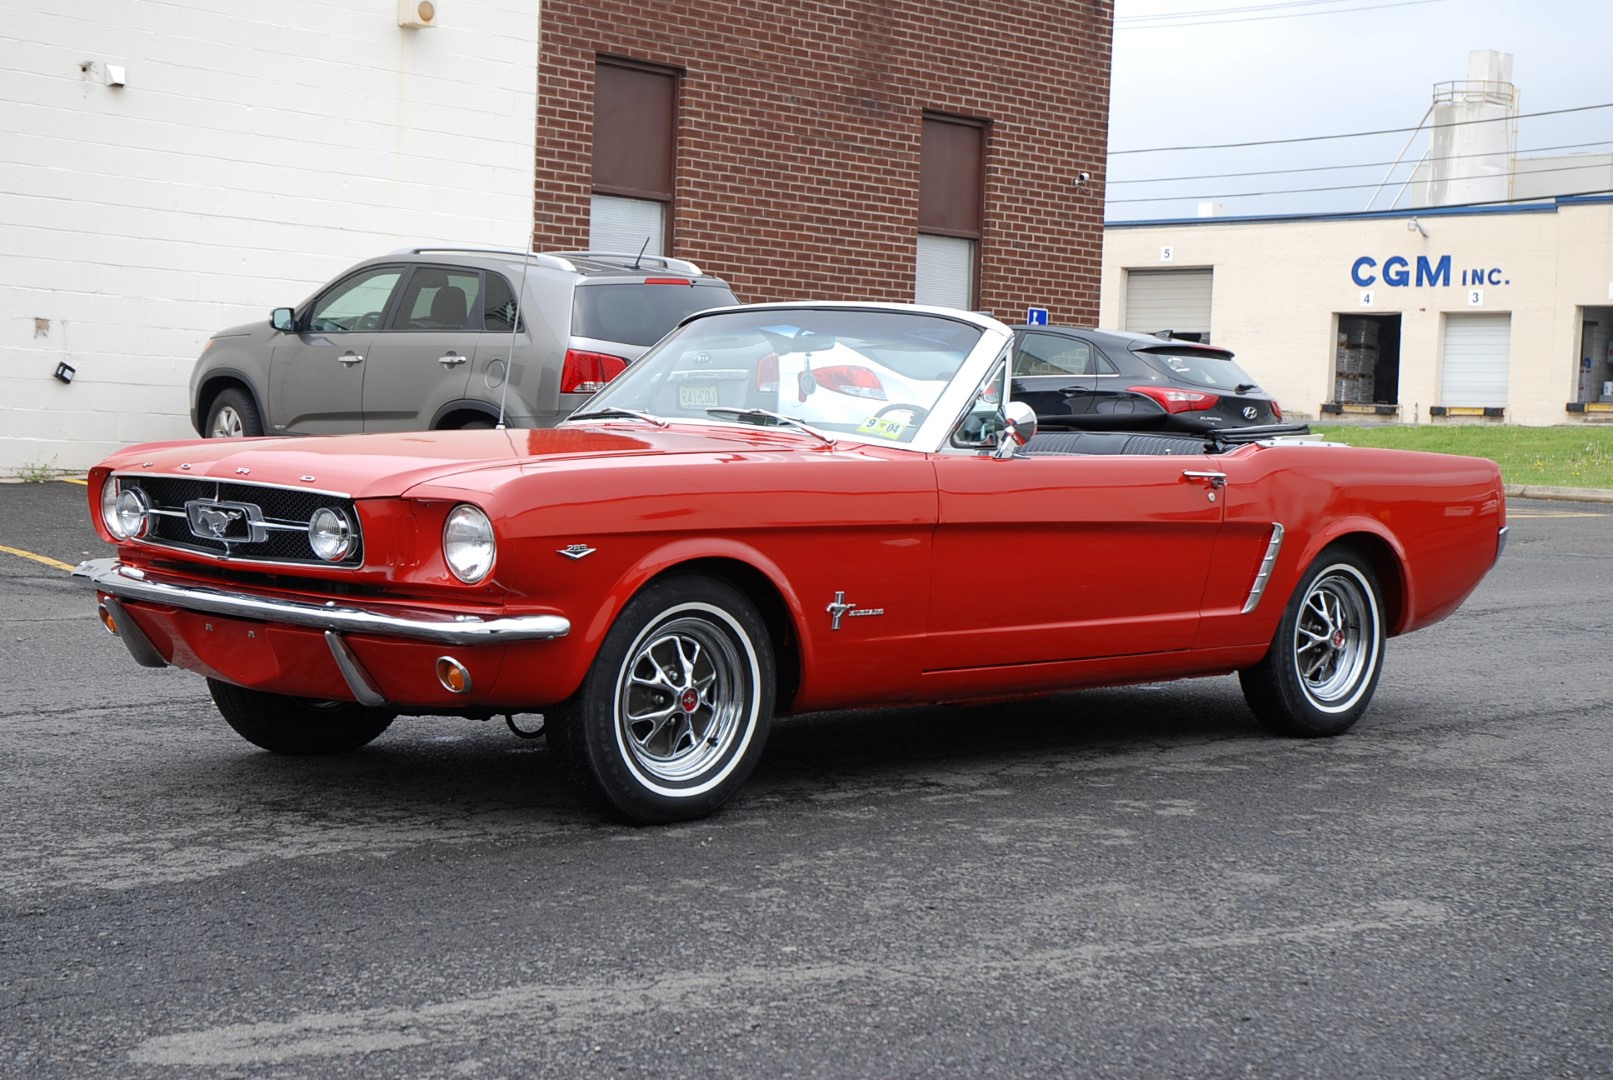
[78,303,1507,823]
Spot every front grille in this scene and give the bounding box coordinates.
[118,475,363,567]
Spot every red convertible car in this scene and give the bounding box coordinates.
[78,303,1507,823]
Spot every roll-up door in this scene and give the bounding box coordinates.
[1124,269,1213,341]
[1441,313,1511,406]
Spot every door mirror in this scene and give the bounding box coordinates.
[992,400,1038,459]
[270,307,296,333]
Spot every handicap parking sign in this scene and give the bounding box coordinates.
[1025,306,1049,326]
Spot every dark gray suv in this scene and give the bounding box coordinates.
[190,248,739,437]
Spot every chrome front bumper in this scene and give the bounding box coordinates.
[73,558,571,646]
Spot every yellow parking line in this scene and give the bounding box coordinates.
[61,477,87,486]
[0,545,76,572]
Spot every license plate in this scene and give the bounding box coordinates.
[678,385,720,408]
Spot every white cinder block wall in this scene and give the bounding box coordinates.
[1,0,540,476]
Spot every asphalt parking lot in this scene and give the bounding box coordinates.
[2,479,1610,1078]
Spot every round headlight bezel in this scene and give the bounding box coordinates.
[307,506,355,562]
[105,483,151,540]
[443,504,495,584]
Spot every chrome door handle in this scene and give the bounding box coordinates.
[438,353,467,368]
[338,352,364,367]
[1182,470,1228,489]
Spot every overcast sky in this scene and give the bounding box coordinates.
[1104,0,1613,220]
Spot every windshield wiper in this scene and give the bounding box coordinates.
[567,407,668,427]
[1235,383,1260,393]
[705,407,836,446]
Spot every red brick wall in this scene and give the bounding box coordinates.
[535,0,1112,326]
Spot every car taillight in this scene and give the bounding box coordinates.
[757,351,779,393]
[644,278,694,286]
[812,364,886,400]
[562,349,629,394]
[1271,399,1284,420]
[1129,385,1220,414]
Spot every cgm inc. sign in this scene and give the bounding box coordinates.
[1350,255,1511,288]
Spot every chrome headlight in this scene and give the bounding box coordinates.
[103,481,150,540]
[308,506,355,562]
[443,504,494,583]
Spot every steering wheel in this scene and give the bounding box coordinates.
[355,311,383,331]
[872,403,931,427]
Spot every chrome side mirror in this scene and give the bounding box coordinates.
[992,401,1038,459]
[270,307,296,333]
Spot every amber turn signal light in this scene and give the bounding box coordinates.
[436,657,472,695]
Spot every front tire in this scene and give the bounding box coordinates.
[1239,548,1385,737]
[205,388,265,438]
[553,575,775,824]
[208,679,395,754]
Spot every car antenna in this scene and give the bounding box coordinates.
[631,235,650,269]
[496,243,537,430]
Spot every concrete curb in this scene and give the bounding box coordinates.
[1505,484,1613,504]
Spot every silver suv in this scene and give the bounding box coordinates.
[190,248,739,437]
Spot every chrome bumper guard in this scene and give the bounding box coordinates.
[74,558,571,647]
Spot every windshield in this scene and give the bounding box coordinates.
[574,307,985,443]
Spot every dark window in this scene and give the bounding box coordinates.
[389,266,481,331]
[571,283,739,347]
[593,59,676,202]
[920,115,985,239]
[482,272,524,333]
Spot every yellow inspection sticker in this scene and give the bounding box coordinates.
[855,416,907,440]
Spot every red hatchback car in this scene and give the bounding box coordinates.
[80,303,1506,823]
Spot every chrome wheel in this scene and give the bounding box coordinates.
[555,576,776,823]
[615,606,755,790]
[1240,549,1385,738]
[1290,564,1379,713]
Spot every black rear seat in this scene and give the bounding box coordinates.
[1024,430,1212,457]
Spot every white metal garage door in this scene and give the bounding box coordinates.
[1441,313,1511,407]
[1123,269,1213,340]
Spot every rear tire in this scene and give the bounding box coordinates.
[1239,548,1385,737]
[208,679,395,754]
[552,575,775,824]
[205,388,265,438]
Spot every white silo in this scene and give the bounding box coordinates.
[1425,50,1517,207]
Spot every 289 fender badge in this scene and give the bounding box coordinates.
[558,544,596,560]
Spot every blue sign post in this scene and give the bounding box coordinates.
[1025,306,1049,326]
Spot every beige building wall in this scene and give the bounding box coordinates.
[1102,198,1613,427]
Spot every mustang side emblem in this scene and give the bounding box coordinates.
[826,592,884,630]
[558,544,596,560]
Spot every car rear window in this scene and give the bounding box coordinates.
[1136,346,1261,391]
[572,282,740,347]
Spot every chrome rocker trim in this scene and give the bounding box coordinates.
[74,558,571,646]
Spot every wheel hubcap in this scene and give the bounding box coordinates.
[1294,569,1375,708]
[212,406,243,438]
[617,615,749,784]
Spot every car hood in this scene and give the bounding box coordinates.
[97,424,839,499]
